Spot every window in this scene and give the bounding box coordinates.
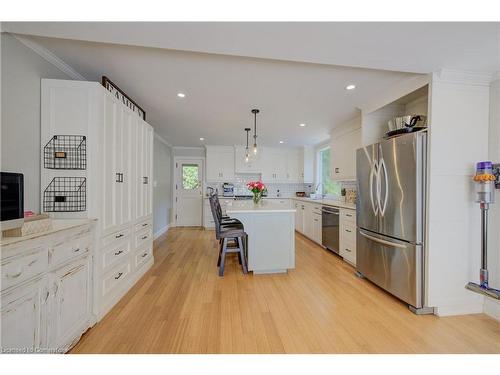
[317,147,341,196]
[182,164,199,190]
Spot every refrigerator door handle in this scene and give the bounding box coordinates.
[369,162,379,216]
[359,230,407,249]
[379,158,389,217]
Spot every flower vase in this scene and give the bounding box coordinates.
[253,192,262,205]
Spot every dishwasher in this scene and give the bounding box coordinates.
[322,206,340,254]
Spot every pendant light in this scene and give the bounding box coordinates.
[251,109,260,155]
[244,127,251,163]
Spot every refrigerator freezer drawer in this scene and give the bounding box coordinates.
[356,229,423,308]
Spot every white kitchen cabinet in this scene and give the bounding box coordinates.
[1,220,96,353]
[339,208,356,265]
[286,149,303,182]
[234,145,261,173]
[262,147,288,182]
[47,255,92,351]
[312,212,322,244]
[0,277,47,352]
[206,146,235,182]
[293,200,305,234]
[303,202,315,239]
[303,146,315,184]
[331,121,361,181]
[41,79,154,322]
[135,118,154,222]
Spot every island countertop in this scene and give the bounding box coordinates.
[226,199,296,214]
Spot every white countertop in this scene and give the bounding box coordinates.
[226,199,296,214]
[1,218,96,246]
[291,197,356,210]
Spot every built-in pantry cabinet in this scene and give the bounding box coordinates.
[40,79,154,322]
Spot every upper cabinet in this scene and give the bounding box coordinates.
[330,116,362,181]
[206,146,235,182]
[261,148,288,182]
[205,145,314,184]
[234,145,261,174]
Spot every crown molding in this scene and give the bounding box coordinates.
[154,132,172,148]
[432,69,493,86]
[492,71,500,82]
[172,146,205,150]
[11,33,86,81]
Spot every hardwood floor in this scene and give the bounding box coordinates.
[71,227,500,354]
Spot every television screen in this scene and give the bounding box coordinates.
[1,172,24,221]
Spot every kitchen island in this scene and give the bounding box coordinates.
[226,199,295,274]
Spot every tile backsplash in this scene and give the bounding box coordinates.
[205,173,314,198]
[205,174,356,199]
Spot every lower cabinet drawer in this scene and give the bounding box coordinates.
[101,240,131,272]
[1,247,48,291]
[341,209,356,224]
[49,235,92,267]
[102,228,131,248]
[102,261,131,298]
[341,223,356,242]
[135,228,153,248]
[135,219,152,233]
[134,244,153,269]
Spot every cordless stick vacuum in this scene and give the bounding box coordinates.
[465,161,500,299]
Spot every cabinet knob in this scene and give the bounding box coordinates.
[115,272,124,280]
[114,250,124,256]
[345,248,352,252]
[335,168,340,173]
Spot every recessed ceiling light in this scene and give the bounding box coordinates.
[199,137,204,141]
[177,92,186,98]
[299,123,306,127]
[345,84,356,90]
[279,140,284,144]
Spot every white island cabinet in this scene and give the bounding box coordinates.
[226,200,295,274]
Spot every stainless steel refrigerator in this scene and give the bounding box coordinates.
[356,131,429,313]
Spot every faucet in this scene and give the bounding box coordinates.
[314,183,325,198]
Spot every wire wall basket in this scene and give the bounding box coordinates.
[43,177,86,212]
[44,135,86,170]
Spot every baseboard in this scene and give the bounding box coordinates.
[154,224,170,240]
[434,302,484,317]
[484,298,500,321]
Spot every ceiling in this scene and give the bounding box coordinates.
[4,22,500,74]
[4,22,499,147]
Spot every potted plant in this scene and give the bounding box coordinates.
[247,180,267,204]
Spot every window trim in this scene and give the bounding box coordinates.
[316,145,340,199]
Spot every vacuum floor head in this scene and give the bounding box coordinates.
[466,282,500,300]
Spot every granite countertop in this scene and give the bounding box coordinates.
[1,218,96,246]
[291,196,356,210]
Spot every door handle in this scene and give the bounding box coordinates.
[115,234,124,239]
[116,172,121,182]
[359,230,407,249]
[379,158,388,217]
[115,272,124,280]
[370,161,379,216]
[143,177,148,184]
[114,250,124,256]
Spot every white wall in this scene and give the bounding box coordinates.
[485,77,500,320]
[426,71,491,316]
[172,147,205,158]
[153,135,173,238]
[1,33,73,212]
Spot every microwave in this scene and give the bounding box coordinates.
[1,172,24,230]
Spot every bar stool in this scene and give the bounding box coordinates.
[209,195,248,276]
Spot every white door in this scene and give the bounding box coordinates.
[175,159,203,226]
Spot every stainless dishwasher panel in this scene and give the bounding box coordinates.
[322,206,340,254]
